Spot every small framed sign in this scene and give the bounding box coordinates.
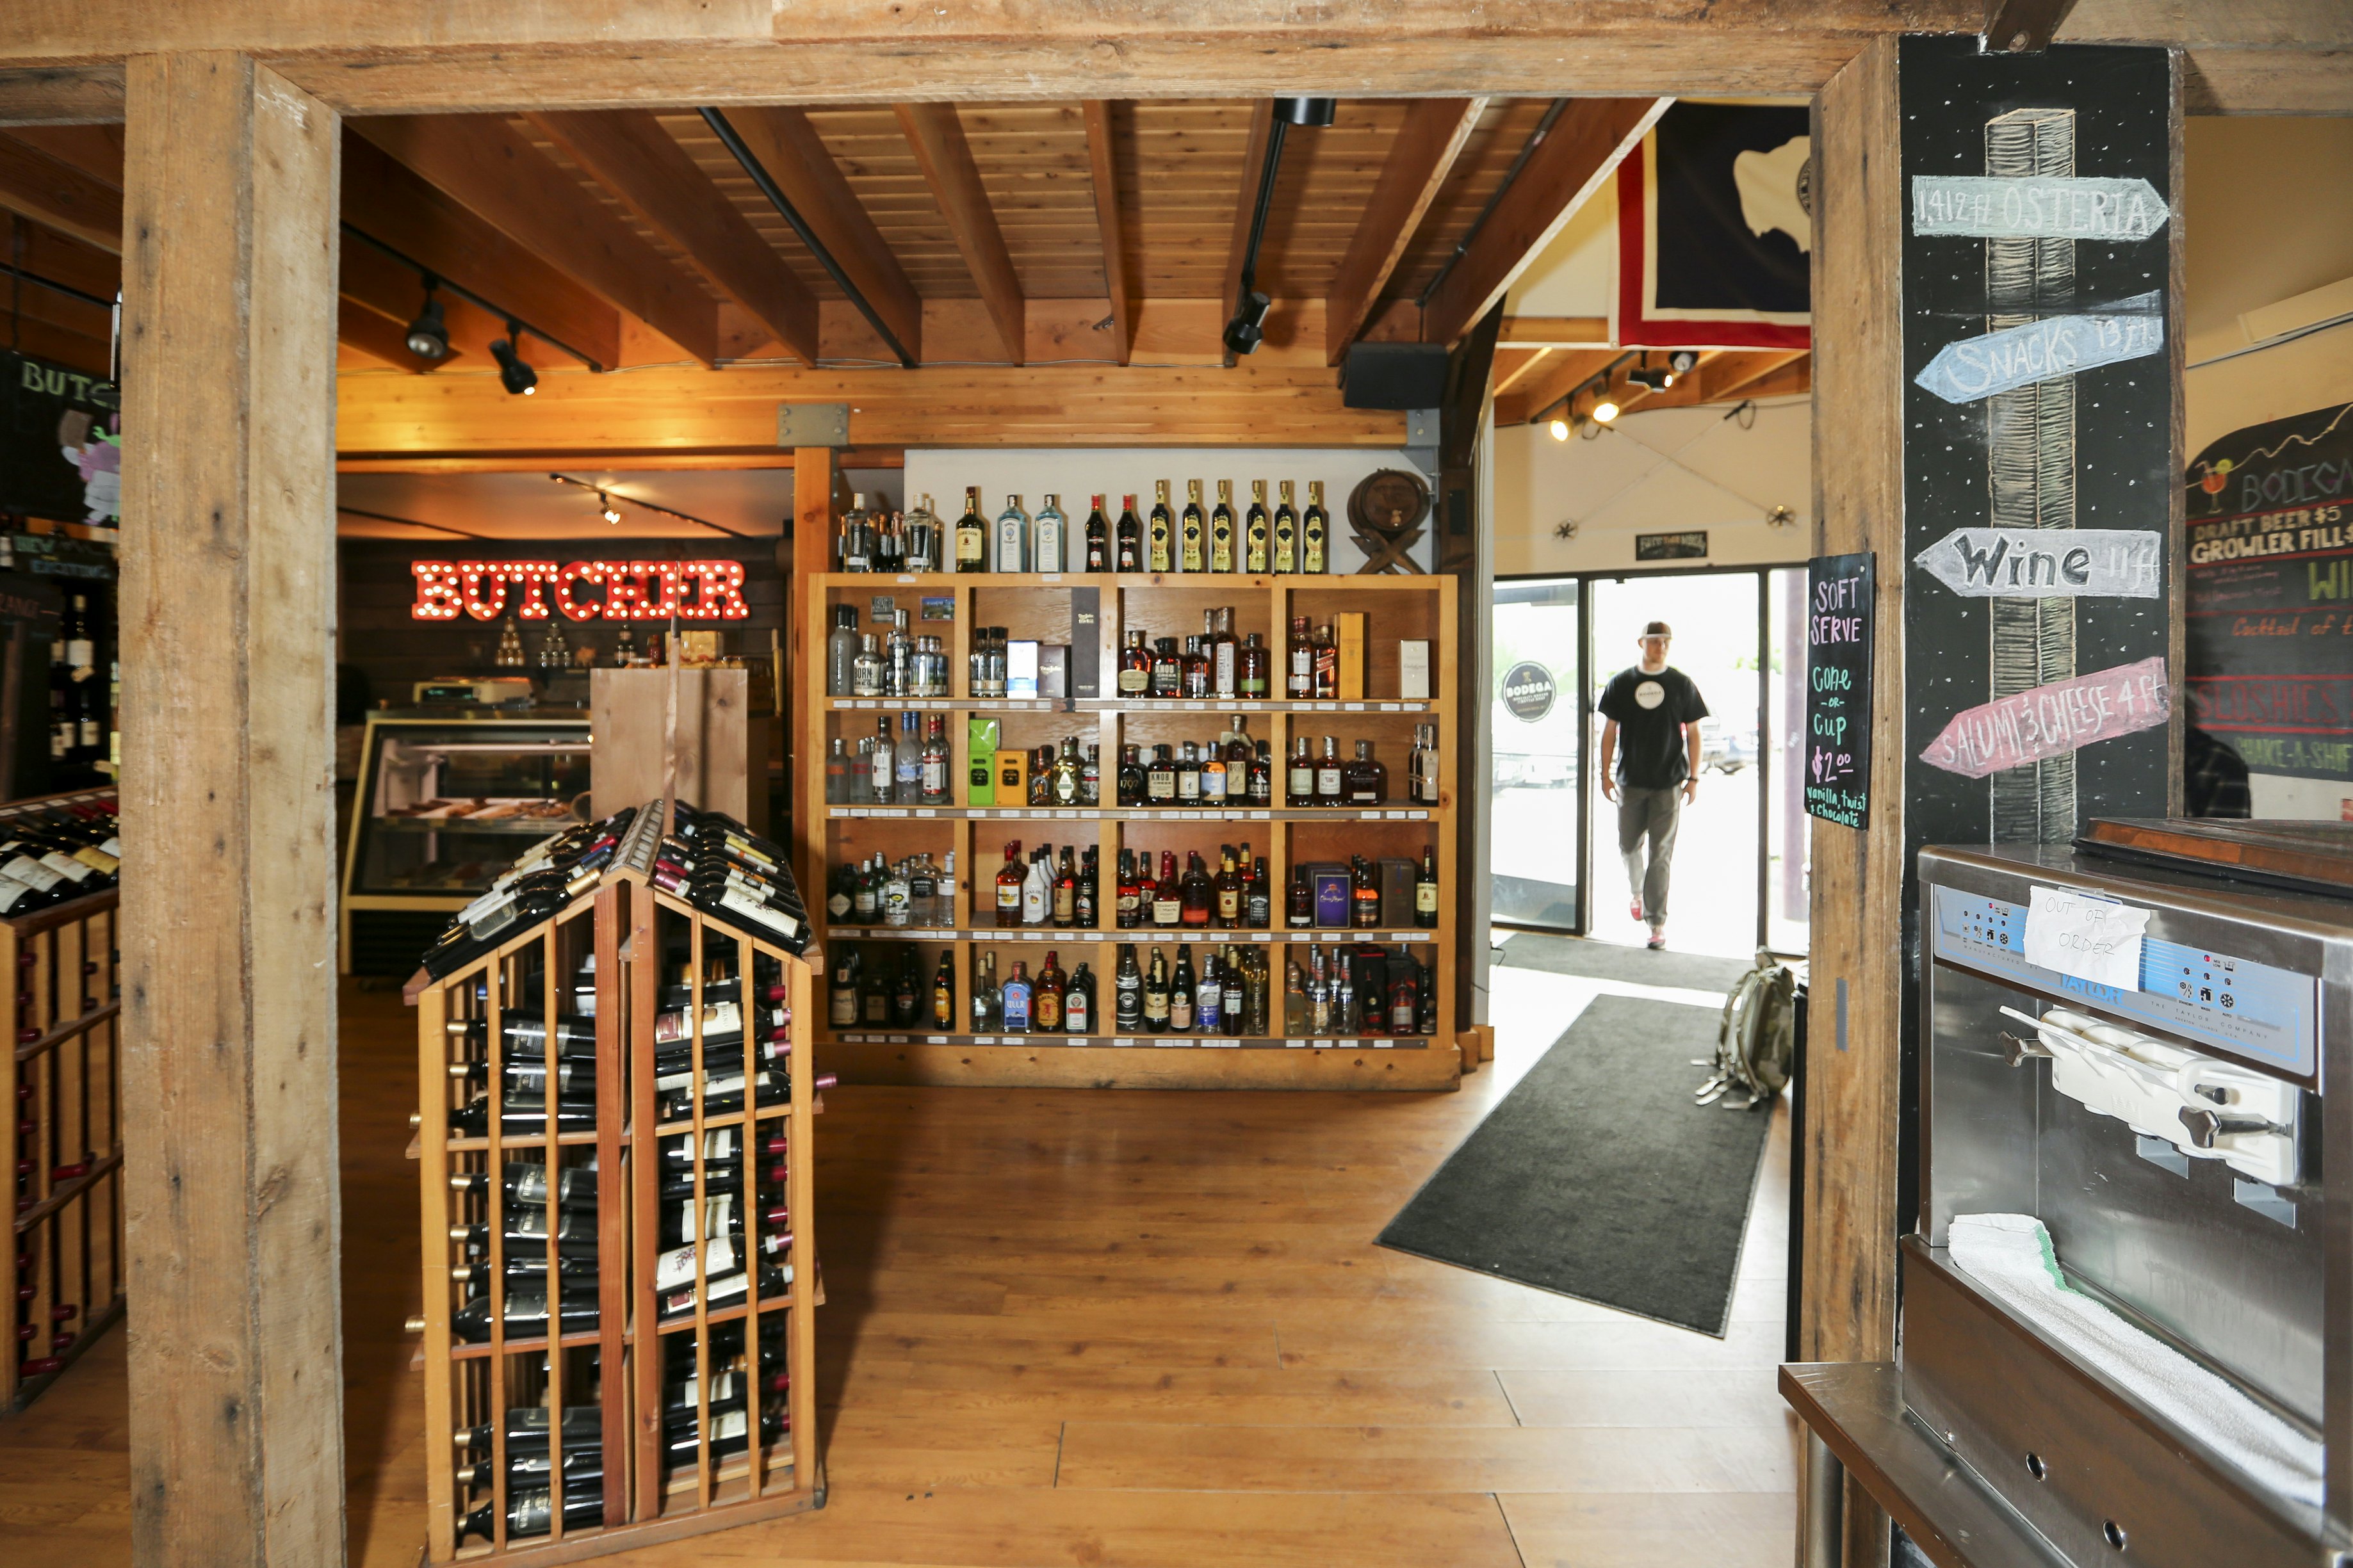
[1804,551,1875,829]
[1635,531,1709,562]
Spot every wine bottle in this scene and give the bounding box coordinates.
[456,1487,607,1544]
[449,1094,597,1138]
[448,1162,598,1210]
[455,1404,601,1455]
[451,1282,600,1344]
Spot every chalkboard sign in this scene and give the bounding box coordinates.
[2,351,119,527]
[2184,402,2353,784]
[1805,552,1875,828]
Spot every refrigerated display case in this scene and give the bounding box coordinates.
[339,712,591,974]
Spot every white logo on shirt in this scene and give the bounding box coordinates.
[1634,680,1666,710]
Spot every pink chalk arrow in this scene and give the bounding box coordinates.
[1920,658,2170,779]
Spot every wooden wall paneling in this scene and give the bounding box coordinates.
[119,51,345,1568]
[591,668,765,827]
[1421,97,1666,349]
[1081,101,1132,367]
[1323,97,1486,366]
[0,130,122,251]
[1217,99,1276,369]
[350,115,719,366]
[954,103,1105,302]
[894,102,1025,364]
[528,109,819,366]
[1248,98,1408,302]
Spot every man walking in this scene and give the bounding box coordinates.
[1598,621,1708,950]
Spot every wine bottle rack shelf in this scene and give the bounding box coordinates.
[4,785,124,1416]
[795,570,1466,1091]
[408,800,822,1564]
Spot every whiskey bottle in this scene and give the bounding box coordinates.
[1152,851,1183,928]
[1286,615,1314,699]
[1116,494,1143,572]
[1182,635,1211,699]
[931,950,957,1028]
[1344,740,1388,805]
[1416,847,1439,929]
[1209,480,1235,572]
[1243,845,1271,928]
[1179,853,1214,928]
[1199,743,1228,805]
[1244,480,1270,573]
[1214,846,1244,928]
[1283,954,1310,1033]
[993,494,1031,573]
[1151,638,1183,697]
[1051,736,1082,805]
[971,950,1001,1030]
[1175,741,1202,805]
[954,486,988,572]
[1210,608,1239,698]
[1114,943,1143,1030]
[1273,480,1298,574]
[1148,480,1174,572]
[1034,951,1066,1032]
[1146,745,1177,804]
[1237,632,1270,697]
[1117,745,1146,808]
[995,841,1024,930]
[1084,495,1111,571]
[1142,947,1171,1033]
[1287,736,1315,806]
[1312,624,1340,699]
[1351,857,1381,928]
[1180,480,1207,572]
[1303,481,1329,574]
[1034,493,1067,573]
[1054,845,1079,928]
[1168,944,1196,1030]
[1316,737,1344,805]
[1248,741,1274,806]
[1075,845,1099,927]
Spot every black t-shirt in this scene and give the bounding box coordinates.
[1599,665,1709,788]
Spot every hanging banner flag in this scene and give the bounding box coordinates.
[1919,657,2170,779]
[1,351,119,528]
[1914,295,2165,404]
[1913,528,2163,598]
[1909,175,2169,241]
[1616,103,1811,351]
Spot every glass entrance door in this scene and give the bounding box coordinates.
[1488,578,1582,928]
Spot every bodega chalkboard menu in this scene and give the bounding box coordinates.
[1806,551,1875,828]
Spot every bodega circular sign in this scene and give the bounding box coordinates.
[1501,661,1556,723]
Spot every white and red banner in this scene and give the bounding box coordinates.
[1616,103,1811,351]
[1919,658,2170,779]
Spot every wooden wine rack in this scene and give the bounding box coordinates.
[3,786,124,1414]
[796,570,1466,1090]
[407,800,822,1564]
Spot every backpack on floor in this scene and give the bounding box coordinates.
[1697,950,1796,1110]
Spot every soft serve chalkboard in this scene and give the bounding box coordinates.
[1806,552,1875,828]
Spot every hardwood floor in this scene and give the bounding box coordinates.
[1,957,1796,1567]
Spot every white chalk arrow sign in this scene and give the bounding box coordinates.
[1910,175,2169,241]
[1915,293,2165,404]
[1914,528,2162,599]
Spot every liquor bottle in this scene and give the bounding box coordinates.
[1034,493,1067,573]
[1351,858,1381,928]
[851,634,884,698]
[1146,745,1176,804]
[1168,944,1196,1030]
[1283,955,1310,1034]
[1209,480,1236,572]
[1066,962,1093,1033]
[1179,480,1206,572]
[829,944,859,1026]
[1115,494,1144,572]
[1416,847,1440,929]
[1181,636,1210,700]
[1244,480,1271,574]
[931,950,957,1027]
[1237,633,1270,698]
[995,841,1024,930]
[1248,742,1274,807]
[897,713,924,801]
[870,716,896,806]
[1116,746,1146,809]
[1316,737,1344,805]
[920,715,951,805]
[1273,480,1299,574]
[859,957,889,1024]
[826,606,859,696]
[1210,608,1239,698]
[1417,959,1439,1036]
[1054,845,1079,928]
[955,487,987,572]
[1287,864,1312,928]
[1115,849,1141,928]
[1150,638,1183,698]
[1303,480,1328,573]
[1214,846,1243,928]
[1075,846,1098,927]
[890,951,920,1023]
[1034,950,1065,1031]
[1344,741,1388,806]
[971,950,1000,1031]
[1148,480,1174,572]
[1143,948,1172,1032]
[904,492,941,572]
[1080,745,1102,807]
[1286,616,1314,699]
[1051,736,1082,805]
[1222,947,1246,1031]
[1312,624,1340,699]
[1244,846,1271,928]
[1174,741,1201,805]
[1000,961,1032,1033]
[838,492,874,571]
[1179,853,1214,928]
[1307,945,1331,1035]
[1114,943,1143,1030]
[1022,847,1053,926]
[1194,949,1223,1032]
[1132,851,1158,925]
[1152,851,1182,928]
[1118,631,1152,697]
[1390,961,1420,1035]
[1199,743,1227,805]
[1084,496,1110,571]
[993,494,1031,573]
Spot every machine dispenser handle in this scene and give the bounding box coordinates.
[2178,1105,2290,1150]
[1998,1030,2055,1067]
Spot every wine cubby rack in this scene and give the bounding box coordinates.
[407,800,822,1563]
[3,786,123,1414]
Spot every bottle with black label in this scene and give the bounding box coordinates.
[1114,943,1143,1030]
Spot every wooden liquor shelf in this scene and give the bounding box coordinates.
[407,800,822,1562]
[796,570,1464,1090]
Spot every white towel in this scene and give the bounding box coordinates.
[1946,1212,2324,1509]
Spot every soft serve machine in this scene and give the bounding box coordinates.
[1910,822,2350,1565]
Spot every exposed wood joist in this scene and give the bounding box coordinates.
[1492,347,1621,426]
[1705,348,1809,402]
[6,313,109,373]
[335,446,906,474]
[0,131,121,251]
[1218,99,1277,368]
[5,123,123,188]
[894,101,1023,365]
[1499,315,1612,348]
[7,220,117,298]
[340,130,623,371]
[351,114,720,366]
[1324,96,1486,366]
[1489,346,1553,396]
[1082,100,1132,368]
[1421,97,1666,349]
[722,106,923,364]
[1985,0,2080,53]
[528,109,818,366]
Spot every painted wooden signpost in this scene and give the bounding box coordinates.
[1914,528,2162,599]
[1919,656,2170,778]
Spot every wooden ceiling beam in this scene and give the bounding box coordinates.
[0,131,122,252]
[3,124,123,188]
[6,314,111,375]
[1704,348,1809,402]
[1499,315,1612,348]
[723,106,922,364]
[340,129,624,371]
[8,221,118,299]
[528,109,818,366]
[1723,354,1811,401]
[895,101,1024,365]
[1422,97,1666,349]
[351,114,720,366]
[1490,346,1552,397]
[1218,99,1277,368]
[1325,96,1486,366]
[1082,100,1132,368]
[1984,0,2079,54]
[1492,347,1620,426]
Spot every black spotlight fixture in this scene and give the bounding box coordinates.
[1224,99,1338,357]
[489,321,538,396]
[1628,366,1673,392]
[1668,350,1698,376]
[403,277,450,361]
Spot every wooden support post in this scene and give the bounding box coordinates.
[118,52,345,1568]
[791,446,838,904]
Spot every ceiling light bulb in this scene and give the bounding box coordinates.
[1548,417,1570,442]
[1661,373,1675,387]
[1592,400,1620,423]
[599,492,622,525]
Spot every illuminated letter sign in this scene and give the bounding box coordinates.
[411,559,753,622]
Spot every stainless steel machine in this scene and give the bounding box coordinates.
[1910,836,2347,1565]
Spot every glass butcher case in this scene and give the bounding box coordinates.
[339,711,591,974]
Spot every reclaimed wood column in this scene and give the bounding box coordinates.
[118,53,345,1568]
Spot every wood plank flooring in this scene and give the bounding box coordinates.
[0,957,1796,1567]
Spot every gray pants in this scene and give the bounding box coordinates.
[1616,784,1682,928]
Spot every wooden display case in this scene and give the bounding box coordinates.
[407,802,822,1562]
[796,572,1463,1090]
